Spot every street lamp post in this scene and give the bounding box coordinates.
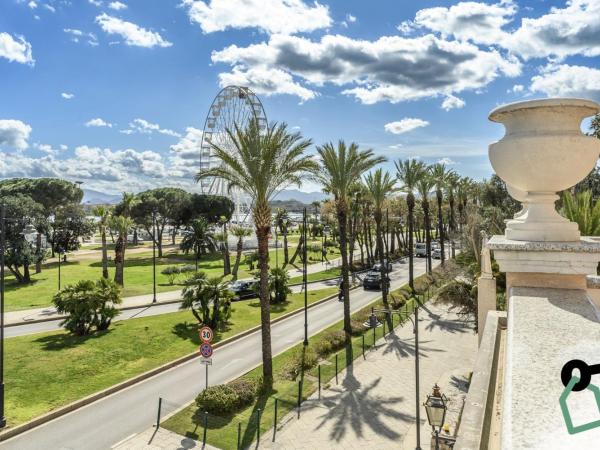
[303,207,308,346]
[152,211,157,303]
[0,204,6,427]
[424,384,448,450]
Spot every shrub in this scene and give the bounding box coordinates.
[281,347,318,380]
[350,319,367,335]
[161,266,180,285]
[195,385,239,415]
[179,264,196,274]
[228,379,257,409]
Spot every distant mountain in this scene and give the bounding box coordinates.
[273,189,327,203]
[82,189,122,205]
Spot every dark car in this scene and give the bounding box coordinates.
[228,280,258,300]
[363,270,389,290]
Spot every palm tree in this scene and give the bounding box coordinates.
[445,171,459,234]
[181,272,232,328]
[429,163,450,265]
[109,215,133,286]
[218,216,231,276]
[230,226,252,279]
[196,119,316,387]
[364,169,397,311]
[274,208,291,265]
[180,217,217,270]
[313,141,385,338]
[395,159,426,293]
[93,205,111,279]
[417,174,435,274]
[118,192,139,244]
[562,190,600,235]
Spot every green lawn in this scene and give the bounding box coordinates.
[289,266,341,284]
[4,240,339,312]
[163,288,432,450]
[5,287,337,426]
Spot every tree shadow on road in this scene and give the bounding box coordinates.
[382,332,446,359]
[421,306,473,334]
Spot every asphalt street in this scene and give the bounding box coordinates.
[1,258,433,450]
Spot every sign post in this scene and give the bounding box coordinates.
[199,326,214,390]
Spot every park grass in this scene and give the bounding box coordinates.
[163,284,436,450]
[289,266,341,284]
[3,240,339,312]
[4,287,337,427]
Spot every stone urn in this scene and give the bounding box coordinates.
[506,184,528,220]
[489,98,600,241]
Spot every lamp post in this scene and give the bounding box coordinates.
[0,204,6,427]
[424,384,448,450]
[152,210,157,303]
[57,246,62,291]
[303,207,308,346]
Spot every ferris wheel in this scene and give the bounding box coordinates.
[199,86,268,224]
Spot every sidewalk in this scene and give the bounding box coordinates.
[259,303,477,450]
[111,427,219,450]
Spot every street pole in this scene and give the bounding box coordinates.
[415,304,421,450]
[57,248,61,291]
[0,204,6,427]
[303,207,308,346]
[152,211,157,303]
[386,209,390,259]
[275,224,279,269]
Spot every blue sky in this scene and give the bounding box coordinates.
[1,0,600,195]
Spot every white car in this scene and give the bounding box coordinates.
[415,242,427,257]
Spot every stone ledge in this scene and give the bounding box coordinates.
[502,287,600,450]
[487,235,600,253]
[455,311,506,450]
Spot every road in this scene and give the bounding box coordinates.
[5,278,342,338]
[1,258,433,450]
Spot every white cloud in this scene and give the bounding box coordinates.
[35,143,60,154]
[0,32,34,65]
[346,14,356,23]
[181,0,332,35]
[28,1,37,9]
[384,118,429,135]
[43,4,56,12]
[212,33,520,104]
[508,84,524,93]
[95,13,172,48]
[85,118,113,128]
[437,157,458,165]
[61,92,75,99]
[441,94,465,111]
[218,66,317,102]
[122,118,181,137]
[412,1,516,46]
[88,0,103,6]
[0,119,32,150]
[108,1,127,10]
[60,144,68,150]
[506,0,600,59]
[529,64,600,99]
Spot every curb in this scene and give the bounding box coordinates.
[0,284,359,443]
[4,298,184,328]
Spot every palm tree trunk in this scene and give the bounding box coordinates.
[35,232,42,273]
[449,193,456,232]
[337,202,352,338]
[101,229,109,279]
[289,232,304,265]
[114,235,125,286]
[255,203,273,387]
[407,194,415,293]
[436,190,446,265]
[423,202,432,274]
[375,210,392,328]
[232,237,243,280]
[283,230,289,265]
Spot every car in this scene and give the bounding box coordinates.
[432,248,442,259]
[362,270,389,290]
[415,242,427,257]
[228,280,258,300]
[372,260,393,273]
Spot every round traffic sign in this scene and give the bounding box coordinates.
[200,342,213,358]
[199,326,214,343]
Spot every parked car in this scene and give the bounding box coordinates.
[432,248,442,259]
[415,242,427,257]
[372,260,393,273]
[228,280,258,300]
[363,270,389,290]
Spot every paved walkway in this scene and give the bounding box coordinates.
[260,303,477,450]
[112,427,218,450]
[5,258,342,326]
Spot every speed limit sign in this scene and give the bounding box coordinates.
[199,326,214,343]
